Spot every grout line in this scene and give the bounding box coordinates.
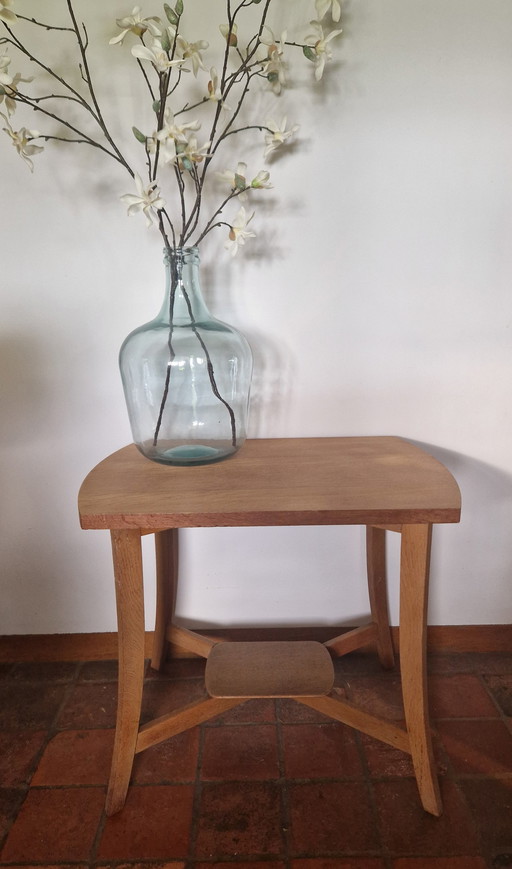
[188,721,207,861]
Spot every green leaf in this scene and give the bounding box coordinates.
[164,3,178,24]
[152,99,161,114]
[160,27,171,50]
[234,173,246,191]
[303,45,317,62]
[132,126,147,144]
[0,85,5,95]
[175,0,184,15]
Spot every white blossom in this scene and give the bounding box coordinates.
[225,206,256,257]
[217,161,248,200]
[315,0,342,23]
[219,22,237,46]
[120,173,165,226]
[131,38,186,73]
[207,67,230,110]
[306,21,343,81]
[0,53,13,88]
[0,0,16,24]
[264,117,299,159]
[1,113,43,171]
[176,36,208,77]
[251,170,272,189]
[260,27,287,95]
[176,134,210,171]
[109,6,162,44]
[1,71,34,115]
[156,107,201,145]
[217,161,247,187]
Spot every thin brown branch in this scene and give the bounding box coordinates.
[12,92,127,163]
[65,0,133,176]
[16,14,74,32]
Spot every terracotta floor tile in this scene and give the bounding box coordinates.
[460,778,512,850]
[428,674,498,718]
[201,724,279,781]
[489,856,512,868]
[195,862,285,869]
[291,860,386,869]
[96,863,185,869]
[427,653,480,674]
[9,662,78,682]
[1,787,105,862]
[277,698,336,724]
[131,727,200,783]
[57,682,118,729]
[282,723,363,779]
[0,730,47,786]
[344,675,405,721]
[437,719,512,776]
[361,731,447,779]
[194,781,284,858]
[484,674,512,716]
[78,660,119,682]
[333,652,396,677]
[31,729,115,785]
[140,679,208,724]
[361,732,415,778]
[97,785,194,860]
[148,658,207,681]
[0,788,26,842]
[373,778,480,855]
[392,859,488,868]
[463,653,512,675]
[2,864,89,869]
[0,682,67,729]
[288,781,379,854]
[206,698,276,725]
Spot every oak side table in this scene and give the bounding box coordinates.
[78,436,461,817]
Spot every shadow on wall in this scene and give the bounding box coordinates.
[410,440,512,625]
[198,248,296,440]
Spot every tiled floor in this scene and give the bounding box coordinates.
[0,650,511,868]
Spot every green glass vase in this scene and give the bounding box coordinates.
[119,247,253,466]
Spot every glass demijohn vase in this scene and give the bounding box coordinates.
[119,247,253,466]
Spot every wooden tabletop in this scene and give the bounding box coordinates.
[78,437,461,530]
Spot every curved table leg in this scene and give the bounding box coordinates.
[366,525,395,669]
[399,523,442,816]
[151,528,179,672]
[106,529,146,816]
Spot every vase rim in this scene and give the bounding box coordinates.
[163,245,199,258]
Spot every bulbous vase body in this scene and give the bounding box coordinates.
[119,247,252,466]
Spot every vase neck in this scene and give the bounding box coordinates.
[159,247,210,324]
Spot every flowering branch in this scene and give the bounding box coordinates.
[1,0,343,254]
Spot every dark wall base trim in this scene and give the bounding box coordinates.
[0,624,511,662]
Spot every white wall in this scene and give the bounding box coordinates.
[1,0,512,635]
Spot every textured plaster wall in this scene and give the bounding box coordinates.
[1,0,512,634]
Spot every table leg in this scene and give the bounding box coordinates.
[366,526,395,669]
[106,529,146,816]
[151,529,178,671]
[399,523,442,816]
